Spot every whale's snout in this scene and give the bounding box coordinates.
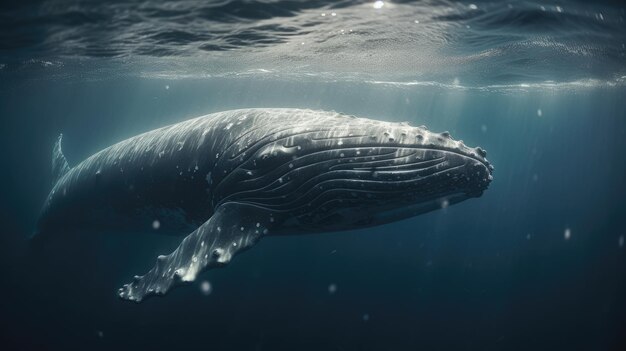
[456,150,493,198]
[442,135,494,197]
[411,127,494,199]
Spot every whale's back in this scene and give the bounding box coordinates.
[34,109,350,236]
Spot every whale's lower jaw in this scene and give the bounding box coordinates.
[313,192,472,231]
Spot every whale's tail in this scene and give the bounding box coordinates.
[52,134,71,184]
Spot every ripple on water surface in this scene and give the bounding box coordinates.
[0,0,624,87]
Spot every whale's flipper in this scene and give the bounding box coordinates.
[118,203,271,302]
[52,134,71,183]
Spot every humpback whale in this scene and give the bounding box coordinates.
[36,108,493,302]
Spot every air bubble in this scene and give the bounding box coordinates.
[200,281,212,295]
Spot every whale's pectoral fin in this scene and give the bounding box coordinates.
[118,203,272,302]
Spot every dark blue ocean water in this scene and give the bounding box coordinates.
[1,1,625,350]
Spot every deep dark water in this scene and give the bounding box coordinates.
[2,0,626,350]
[1,76,625,350]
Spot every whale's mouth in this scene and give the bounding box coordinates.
[308,190,473,230]
[330,145,493,193]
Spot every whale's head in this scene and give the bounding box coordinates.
[212,111,493,232]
